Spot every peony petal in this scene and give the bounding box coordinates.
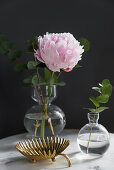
[34,49,44,63]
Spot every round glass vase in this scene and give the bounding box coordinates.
[24,85,66,137]
[77,113,110,156]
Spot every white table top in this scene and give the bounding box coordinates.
[0,129,114,170]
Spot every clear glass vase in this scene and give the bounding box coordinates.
[77,113,110,156]
[24,85,66,137]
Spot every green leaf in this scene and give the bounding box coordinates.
[44,68,51,83]
[32,74,44,86]
[73,64,82,69]
[13,63,27,72]
[1,41,13,50]
[32,75,38,86]
[101,84,113,97]
[47,85,53,97]
[84,108,96,113]
[27,37,38,52]
[79,38,90,52]
[84,107,109,113]
[27,45,34,53]
[27,37,37,44]
[23,76,32,84]
[0,34,8,42]
[96,107,109,113]
[89,96,100,107]
[50,76,54,85]
[53,74,58,83]
[102,79,110,86]
[96,95,109,103]
[27,61,38,70]
[92,87,101,93]
[0,47,6,55]
[8,50,22,61]
[38,75,44,84]
[60,64,82,72]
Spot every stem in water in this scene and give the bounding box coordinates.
[86,112,96,154]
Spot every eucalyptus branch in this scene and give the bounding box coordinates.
[57,72,62,79]
[84,79,113,154]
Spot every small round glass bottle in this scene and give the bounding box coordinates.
[77,113,110,155]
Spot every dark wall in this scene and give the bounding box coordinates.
[0,0,114,138]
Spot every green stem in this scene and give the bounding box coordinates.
[86,111,97,154]
[57,72,62,79]
[40,99,48,138]
[34,120,39,137]
[40,114,45,138]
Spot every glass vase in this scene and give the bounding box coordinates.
[24,85,66,137]
[77,113,110,155]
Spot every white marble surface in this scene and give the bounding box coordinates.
[0,129,114,170]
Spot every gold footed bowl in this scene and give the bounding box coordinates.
[16,137,72,167]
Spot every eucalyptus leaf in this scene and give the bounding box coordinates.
[53,74,58,83]
[96,95,109,103]
[32,75,38,86]
[0,34,8,42]
[73,64,82,69]
[13,63,27,72]
[32,74,45,86]
[0,47,6,55]
[95,107,109,113]
[27,37,38,52]
[23,76,33,84]
[47,85,53,97]
[38,75,44,84]
[101,84,113,97]
[27,45,34,53]
[79,38,90,52]
[27,37,37,44]
[84,107,108,113]
[89,96,100,107]
[8,50,22,61]
[1,41,13,50]
[102,79,110,86]
[92,87,101,93]
[50,76,54,85]
[44,68,51,83]
[27,61,38,70]
[84,108,96,113]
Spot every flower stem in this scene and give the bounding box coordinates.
[48,118,55,136]
[57,72,62,79]
[34,120,39,137]
[40,114,45,138]
[52,71,54,77]
[34,111,42,137]
[86,112,96,154]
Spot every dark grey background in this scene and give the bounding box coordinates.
[0,0,114,139]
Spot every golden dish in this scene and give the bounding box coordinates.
[16,137,72,167]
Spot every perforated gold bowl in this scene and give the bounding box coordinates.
[16,137,72,167]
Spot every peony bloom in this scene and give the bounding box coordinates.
[34,32,84,72]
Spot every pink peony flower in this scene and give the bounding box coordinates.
[34,32,84,72]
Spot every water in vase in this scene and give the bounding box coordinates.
[77,133,110,155]
[24,112,66,137]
